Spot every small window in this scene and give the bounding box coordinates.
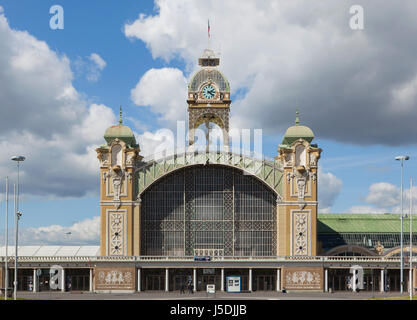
[295,145,306,166]
[111,144,122,166]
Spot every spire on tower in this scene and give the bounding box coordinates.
[119,105,123,125]
[295,109,300,126]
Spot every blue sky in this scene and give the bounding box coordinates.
[0,0,416,245]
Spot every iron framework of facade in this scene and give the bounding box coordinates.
[140,165,277,257]
[136,151,283,197]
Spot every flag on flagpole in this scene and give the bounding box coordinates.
[208,19,210,38]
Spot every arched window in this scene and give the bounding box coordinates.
[295,145,306,166]
[111,144,122,167]
[140,165,277,257]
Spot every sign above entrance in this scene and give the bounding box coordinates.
[194,256,211,261]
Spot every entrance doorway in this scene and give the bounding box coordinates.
[170,269,193,291]
[253,269,276,291]
[142,269,165,291]
[197,269,221,291]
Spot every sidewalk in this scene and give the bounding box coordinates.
[13,290,414,300]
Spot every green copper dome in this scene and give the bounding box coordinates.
[282,110,314,145]
[104,107,137,147]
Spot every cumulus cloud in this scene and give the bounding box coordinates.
[124,0,417,145]
[318,169,343,213]
[0,10,116,199]
[130,67,188,128]
[18,216,100,245]
[347,182,417,213]
[364,182,399,208]
[74,52,107,82]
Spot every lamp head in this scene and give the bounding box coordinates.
[395,156,410,161]
[16,211,22,219]
[11,155,25,162]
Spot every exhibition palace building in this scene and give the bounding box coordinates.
[1,49,416,294]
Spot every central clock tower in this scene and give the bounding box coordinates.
[187,49,231,151]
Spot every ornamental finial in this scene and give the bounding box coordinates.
[119,105,123,125]
[295,109,300,125]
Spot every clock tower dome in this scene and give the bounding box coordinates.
[187,49,231,151]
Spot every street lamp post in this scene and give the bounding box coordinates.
[11,155,25,300]
[4,177,9,300]
[410,177,413,300]
[396,155,409,294]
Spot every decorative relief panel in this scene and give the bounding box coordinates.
[103,168,129,208]
[107,210,127,256]
[309,152,318,167]
[291,211,310,256]
[288,168,312,202]
[282,267,323,290]
[97,152,109,167]
[95,267,135,291]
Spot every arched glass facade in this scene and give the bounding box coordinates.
[141,165,277,257]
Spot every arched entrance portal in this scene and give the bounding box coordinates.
[140,165,277,257]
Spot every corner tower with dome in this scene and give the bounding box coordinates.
[276,110,322,256]
[96,107,143,256]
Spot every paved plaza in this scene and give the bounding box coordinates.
[13,290,413,300]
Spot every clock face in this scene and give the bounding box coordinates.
[202,84,216,99]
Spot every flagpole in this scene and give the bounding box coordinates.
[208,19,210,49]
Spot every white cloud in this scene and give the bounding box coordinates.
[346,182,417,214]
[89,53,106,70]
[346,205,389,214]
[73,52,107,82]
[318,169,342,213]
[0,10,116,199]
[136,128,176,160]
[130,67,188,128]
[18,216,100,245]
[124,0,417,145]
[364,182,399,208]
[86,53,106,82]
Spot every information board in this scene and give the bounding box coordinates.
[226,276,241,293]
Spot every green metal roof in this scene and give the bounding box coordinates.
[318,214,417,234]
[104,124,137,147]
[282,110,314,145]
